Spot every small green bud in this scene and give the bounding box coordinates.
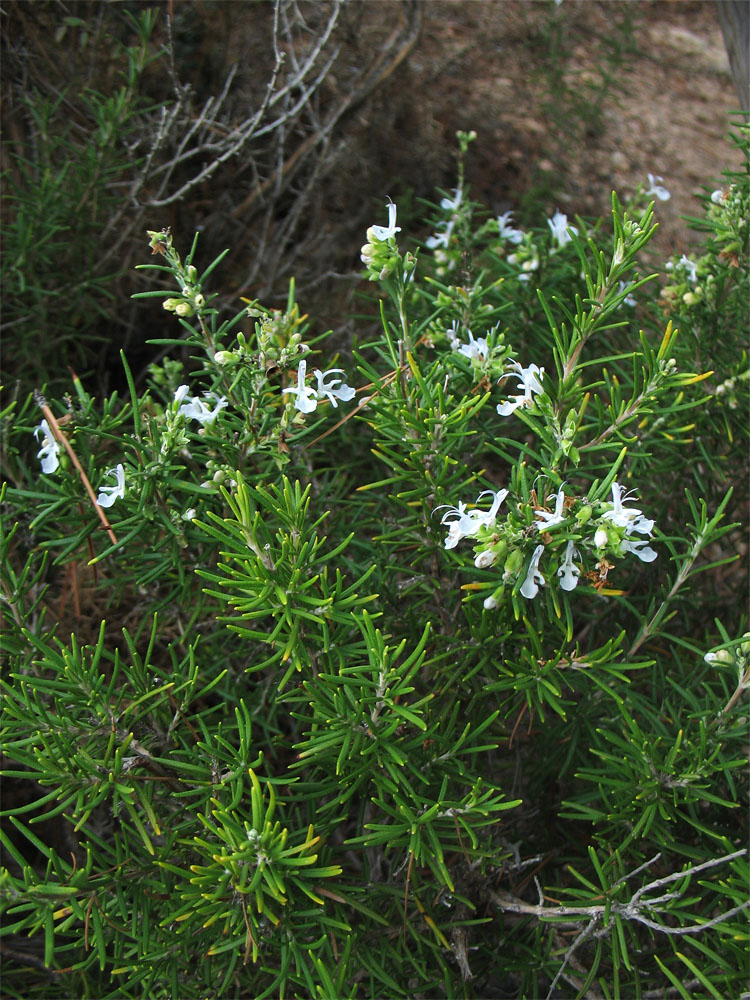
[214,351,236,366]
[504,548,523,578]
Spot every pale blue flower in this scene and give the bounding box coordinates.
[520,544,546,599]
[440,188,462,212]
[97,464,126,508]
[313,368,356,407]
[602,482,654,535]
[496,362,545,416]
[34,419,60,474]
[646,174,670,201]
[426,228,452,250]
[621,536,657,562]
[371,200,401,242]
[285,360,356,413]
[283,359,319,414]
[618,280,636,307]
[534,487,567,532]
[557,540,581,591]
[436,489,508,550]
[177,388,228,425]
[452,329,489,362]
[497,211,524,245]
[548,210,577,247]
[677,254,699,284]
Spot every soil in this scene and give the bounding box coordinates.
[385,0,743,267]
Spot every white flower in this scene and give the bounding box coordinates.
[440,188,462,211]
[519,257,540,282]
[710,189,725,204]
[177,390,228,425]
[557,540,581,591]
[97,464,126,508]
[313,368,356,407]
[534,487,567,532]
[621,537,657,562]
[496,362,545,416]
[520,544,546,599]
[677,254,698,284]
[370,200,401,242]
[426,228,451,250]
[453,329,488,362]
[497,211,524,245]
[548,210,577,247]
[646,174,670,201]
[617,280,636,307]
[283,359,319,413]
[602,482,654,534]
[438,501,479,550]
[34,419,60,474]
[594,526,609,549]
[483,592,501,610]
[436,488,508,550]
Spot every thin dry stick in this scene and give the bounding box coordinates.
[307,367,408,448]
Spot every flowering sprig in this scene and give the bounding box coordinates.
[437,479,658,607]
[147,229,207,318]
[361,200,404,281]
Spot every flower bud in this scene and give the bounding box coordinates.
[194,293,205,309]
[163,298,181,312]
[483,592,500,610]
[576,505,593,525]
[706,649,734,666]
[475,548,498,569]
[175,302,195,317]
[214,351,236,366]
[503,548,524,579]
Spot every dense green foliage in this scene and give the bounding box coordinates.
[1,127,748,998]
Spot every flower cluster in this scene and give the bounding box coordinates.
[425,188,463,251]
[436,481,658,608]
[33,418,127,510]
